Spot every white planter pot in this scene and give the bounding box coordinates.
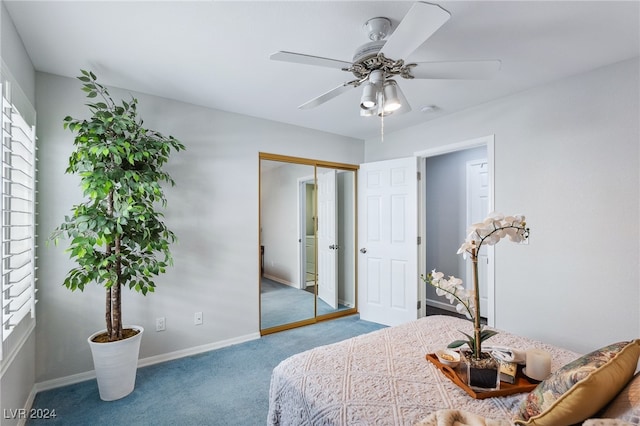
[88,325,144,401]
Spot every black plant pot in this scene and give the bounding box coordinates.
[460,350,500,391]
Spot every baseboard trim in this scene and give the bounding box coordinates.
[262,274,294,287]
[426,299,458,313]
[32,331,261,394]
[18,386,39,426]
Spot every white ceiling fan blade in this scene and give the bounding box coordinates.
[379,2,451,60]
[410,60,502,79]
[298,83,354,110]
[270,51,352,70]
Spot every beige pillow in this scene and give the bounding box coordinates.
[416,409,511,426]
[599,371,640,424]
[514,340,640,426]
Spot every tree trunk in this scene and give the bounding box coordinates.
[105,287,112,339]
[113,233,123,340]
[105,186,123,341]
[106,190,114,340]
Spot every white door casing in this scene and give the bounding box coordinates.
[466,159,490,315]
[358,157,418,326]
[317,168,338,309]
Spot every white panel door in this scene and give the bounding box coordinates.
[317,168,338,309]
[466,160,489,315]
[358,157,418,326]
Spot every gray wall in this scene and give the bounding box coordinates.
[365,58,640,354]
[425,147,487,308]
[35,72,363,383]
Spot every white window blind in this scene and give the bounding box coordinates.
[1,81,37,349]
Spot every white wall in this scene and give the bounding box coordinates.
[35,72,363,383]
[0,1,35,123]
[365,58,640,354]
[0,2,37,423]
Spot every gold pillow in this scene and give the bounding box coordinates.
[514,340,640,426]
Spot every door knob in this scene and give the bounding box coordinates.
[360,248,367,253]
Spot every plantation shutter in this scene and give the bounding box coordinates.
[1,81,37,354]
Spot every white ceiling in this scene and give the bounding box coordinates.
[5,1,639,140]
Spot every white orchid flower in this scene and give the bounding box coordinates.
[424,213,529,357]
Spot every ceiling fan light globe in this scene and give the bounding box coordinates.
[383,101,402,112]
[382,81,401,112]
[360,83,378,109]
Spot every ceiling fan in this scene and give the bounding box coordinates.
[270,2,501,117]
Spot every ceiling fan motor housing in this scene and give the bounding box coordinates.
[352,40,386,64]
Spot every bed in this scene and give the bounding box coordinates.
[267,315,581,425]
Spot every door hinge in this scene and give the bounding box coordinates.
[417,236,421,245]
[417,300,422,310]
[417,171,421,181]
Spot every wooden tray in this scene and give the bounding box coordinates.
[426,353,538,399]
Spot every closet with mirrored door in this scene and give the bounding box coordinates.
[259,153,358,335]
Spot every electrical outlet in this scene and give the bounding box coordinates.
[194,312,203,325]
[156,317,166,331]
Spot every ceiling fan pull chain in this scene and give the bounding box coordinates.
[380,90,385,143]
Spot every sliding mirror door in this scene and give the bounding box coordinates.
[260,154,357,334]
[260,159,316,330]
[316,167,356,317]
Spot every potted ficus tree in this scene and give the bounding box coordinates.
[50,70,185,400]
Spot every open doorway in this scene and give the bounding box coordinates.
[417,136,495,325]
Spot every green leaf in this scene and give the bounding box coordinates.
[480,329,499,341]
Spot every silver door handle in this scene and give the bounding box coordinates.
[360,248,367,253]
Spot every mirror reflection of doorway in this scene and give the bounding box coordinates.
[300,179,316,291]
[259,153,358,335]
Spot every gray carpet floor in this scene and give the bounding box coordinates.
[27,314,386,426]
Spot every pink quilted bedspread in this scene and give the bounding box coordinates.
[267,315,579,426]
